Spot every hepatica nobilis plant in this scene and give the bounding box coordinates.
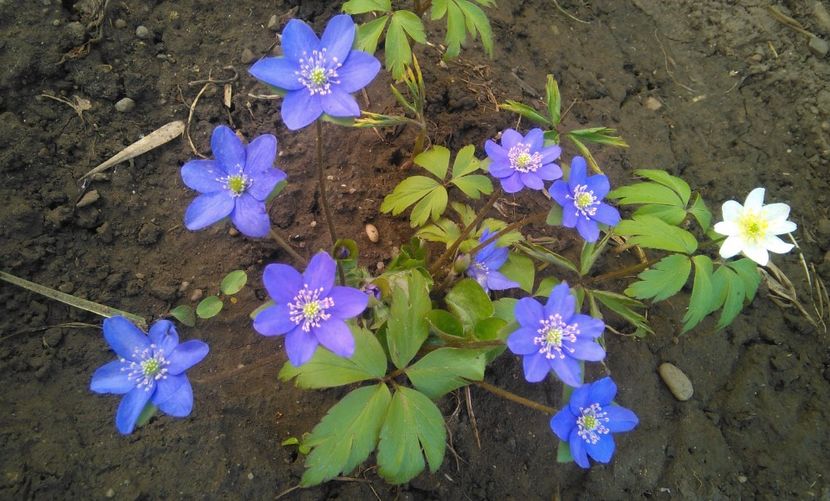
[80,5,805,490]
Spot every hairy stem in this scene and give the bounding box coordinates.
[269,229,306,265]
[585,257,660,284]
[316,120,338,246]
[473,380,556,415]
[429,188,501,276]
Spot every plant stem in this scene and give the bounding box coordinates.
[468,211,548,258]
[429,188,501,276]
[473,380,556,415]
[315,119,338,246]
[269,229,306,265]
[585,257,660,284]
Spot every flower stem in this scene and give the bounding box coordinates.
[315,119,338,246]
[269,229,306,265]
[473,380,555,415]
[429,188,501,276]
[585,256,660,284]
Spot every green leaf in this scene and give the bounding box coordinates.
[615,216,698,254]
[387,271,431,369]
[681,255,715,333]
[385,13,412,79]
[394,10,426,43]
[590,289,653,335]
[409,184,448,227]
[493,297,517,322]
[196,296,223,319]
[443,0,466,58]
[712,265,746,330]
[451,202,476,226]
[135,402,158,428]
[279,327,388,388]
[535,276,561,297]
[566,127,628,148]
[301,384,392,486]
[426,309,464,338]
[688,193,713,232]
[515,241,579,274]
[414,146,451,179]
[456,0,494,56]
[355,15,389,54]
[635,169,691,205]
[342,0,391,14]
[220,270,247,295]
[728,258,760,302]
[473,316,507,341]
[445,278,494,334]
[377,387,446,484]
[546,203,563,226]
[169,305,196,327]
[632,204,687,225]
[416,218,460,244]
[500,252,535,292]
[450,144,477,178]
[498,100,552,127]
[381,175,441,215]
[579,232,611,276]
[451,174,493,199]
[625,254,691,302]
[406,348,486,399]
[545,74,561,125]
[431,0,448,19]
[249,300,273,320]
[608,182,685,207]
[556,385,575,462]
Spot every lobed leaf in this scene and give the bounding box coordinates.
[456,0,494,56]
[385,13,412,79]
[355,15,389,54]
[443,0,466,58]
[632,204,687,225]
[566,127,628,148]
[417,217,461,245]
[409,184,448,227]
[342,0,391,14]
[451,174,493,199]
[545,74,561,125]
[414,146,451,179]
[406,348,486,399]
[615,215,698,254]
[635,169,691,205]
[681,255,714,333]
[728,258,761,302]
[169,305,196,327]
[608,182,685,208]
[590,289,654,335]
[387,271,431,369]
[711,265,746,330]
[625,254,692,302]
[688,193,713,232]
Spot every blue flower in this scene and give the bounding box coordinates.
[506,282,605,386]
[253,251,369,366]
[90,317,209,435]
[484,128,562,193]
[467,229,520,292]
[550,376,639,468]
[182,125,286,238]
[548,156,620,243]
[249,14,381,130]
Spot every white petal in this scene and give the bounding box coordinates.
[742,243,769,266]
[761,202,790,221]
[767,219,797,235]
[719,236,744,259]
[713,220,739,236]
[764,235,794,255]
[721,200,743,221]
[743,188,765,211]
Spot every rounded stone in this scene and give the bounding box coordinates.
[658,362,694,401]
[365,223,379,243]
[115,97,135,113]
[135,25,151,39]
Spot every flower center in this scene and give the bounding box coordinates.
[121,344,170,391]
[297,49,342,96]
[738,211,769,243]
[288,284,335,332]
[533,313,579,359]
[507,143,542,173]
[576,403,610,444]
[569,184,599,218]
[226,174,248,195]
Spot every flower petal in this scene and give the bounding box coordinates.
[244,134,278,175]
[231,193,270,238]
[148,320,179,354]
[742,242,770,266]
[743,187,765,210]
[522,353,550,383]
[181,160,224,193]
[152,374,193,417]
[487,159,514,178]
[90,360,133,394]
[247,166,287,202]
[486,271,520,291]
[328,286,368,319]
[549,356,582,387]
[604,405,639,432]
[550,407,576,441]
[568,383,592,414]
[103,316,150,361]
[587,376,617,405]
[281,88,323,130]
[115,387,153,435]
[720,200,743,221]
[320,14,356,63]
[507,327,539,355]
[211,125,246,173]
[567,338,606,361]
[713,220,739,236]
[337,50,380,93]
[571,314,605,338]
[718,235,744,259]
[540,144,561,163]
[166,340,209,375]
[514,297,544,327]
[313,319,355,358]
[253,303,296,336]
[536,161,562,181]
[285,327,319,366]
[584,174,611,199]
[248,57,304,90]
[524,128,544,151]
[569,428,590,468]
[592,203,620,227]
[500,129,523,150]
[303,252,336,294]
[281,19,320,63]
[761,202,790,221]
[544,282,574,318]
[484,140,507,162]
[184,191,234,231]
[586,434,615,464]
[520,172,544,190]
[561,203,578,228]
[767,219,797,235]
[576,216,600,242]
[568,156,588,187]
[548,180,570,207]
[263,263,303,304]
[500,172,524,193]
[319,88,360,117]
[764,235,794,255]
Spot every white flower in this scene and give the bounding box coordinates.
[713,187,797,266]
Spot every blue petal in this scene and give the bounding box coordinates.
[549,356,582,387]
[263,263,303,304]
[281,19,320,63]
[211,125,245,173]
[487,158,513,178]
[548,180,570,207]
[604,405,639,432]
[231,193,270,238]
[486,271,520,291]
[571,314,605,338]
[569,428,590,468]
[247,167,286,201]
[544,283,574,318]
[586,434,615,464]
[566,338,605,361]
[484,139,507,162]
[327,286,368,319]
[285,327,319,366]
[561,202,578,228]
[337,50,381,93]
[592,203,620,227]
[243,134,278,176]
[568,383,593,414]
[536,161,562,181]
[166,340,209,375]
[320,14,356,63]
[248,57,303,91]
[585,174,611,199]
[500,129,522,150]
[181,159,224,193]
[116,387,153,435]
[103,316,150,361]
[549,407,576,441]
[576,216,600,242]
[506,327,538,355]
[514,297,544,328]
[540,144,561,163]
[482,245,508,270]
[520,172,544,190]
[313,319,355,358]
[303,252,336,294]
[90,360,133,394]
[281,88,323,130]
[525,128,544,151]
[587,376,617,406]
[500,172,524,193]
[253,303,296,336]
[152,374,193,417]
[148,320,178,354]
[184,191,234,231]
[319,88,360,117]
[522,353,550,383]
[568,156,588,187]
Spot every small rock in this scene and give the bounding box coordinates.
[96,222,113,243]
[178,281,190,293]
[376,261,385,272]
[808,36,829,58]
[115,97,135,113]
[135,25,151,39]
[658,362,694,401]
[76,190,100,208]
[365,223,379,243]
[267,14,279,31]
[228,227,239,237]
[137,222,162,245]
[247,472,254,480]
[813,1,830,35]
[190,289,204,302]
[737,475,747,484]
[114,18,127,29]
[241,48,256,64]
[644,96,662,111]
[105,488,115,498]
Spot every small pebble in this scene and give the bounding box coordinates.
[658,362,694,401]
[76,190,100,208]
[737,475,748,484]
[190,289,204,302]
[813,1,830,34]
[105,488,115,498]
[179,281,190,293]
[241,48,256,64]
[228,227,239,237]
[644,96,662,111]
[247,472,254,480]
[115,97,135,113]
[365,223,379,243]
[267,14,279,31]
[114,18,127,29]
[135,25,151,39]
[808,36,829,58]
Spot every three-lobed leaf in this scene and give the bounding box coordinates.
[405,348,486,399]
[380,175,447,227]
[169,305,196,327]
[625,254,692,302]
[615,215,698,254]
[355,15,389,54]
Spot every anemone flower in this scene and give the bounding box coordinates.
[484,128,562,193]
[548,156,620,242]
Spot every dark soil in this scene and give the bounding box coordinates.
[2,0,830,499]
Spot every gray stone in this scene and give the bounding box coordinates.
[76,189,100,208]
[644,96,663,111]
[115,97,135,112]
[114,18,127,29]
[135,25,151,39]
[813,1,830,35]
[267,14,279,31]
[808,36,829,58]
[658,362,694,401]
